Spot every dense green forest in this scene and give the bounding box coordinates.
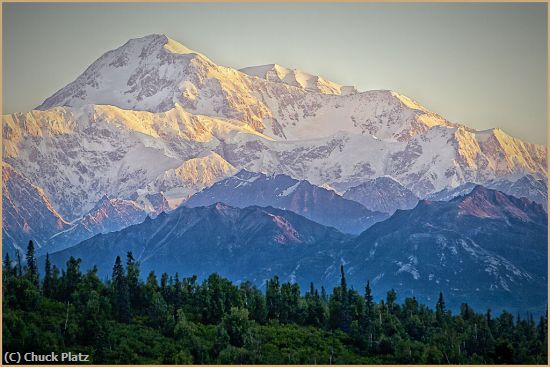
[3,241,548,364]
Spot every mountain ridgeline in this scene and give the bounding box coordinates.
[42,186,547,316]
[184,169,388,234]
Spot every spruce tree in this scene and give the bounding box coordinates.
[3,252,13,276]
[64,256,82,300]
[126,251,140,309]
[15,250,22,276]
[43,253,52,297]
[339,265,351,332]
[364,280,375,347]
[3,253,13,299]
[320,286,328,303]
[386,289,397,314]
[25,240,39,286]
[436,291,446,325]
[365,281,374,309]
[112,256,130,323]
[340,264,347,296]
[160,272,169,300]
[174,272,182,311]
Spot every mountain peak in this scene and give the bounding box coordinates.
[239,63,357,95]
[161,35,204,57]
[121,33,202,56]
[456,185,545,222]
[36,33,214,113]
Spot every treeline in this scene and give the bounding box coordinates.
[2,241,548,364]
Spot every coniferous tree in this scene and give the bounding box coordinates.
[436,292,446,325]
[43,253,52,297]
[486,309,495,334]
[3,252,14,277]
[174,272,182,312]
[126,251,140,310]
[112,256,130,323]
[15,250,22,276]
[386,289,397,314]
[144,271,159,305]
[3,252,11,270]
[146,271,158,289]
[63,256,81,300]
[2,253,13,300]
[537,314,547,343]
[160,272,169,300]
[25,240,39,286]
[51,264,60,299]
[365,281,374,310]
[329,265,352,332]
[305,284,326,328]
[364,280,376,349]
[340,264,347,295]
[320,286,328,303]
[340,265,351,331]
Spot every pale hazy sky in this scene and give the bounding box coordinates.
[3,3,547,144]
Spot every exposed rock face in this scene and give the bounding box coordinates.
[2,163,69,254]
[44,203,350,283]
[185,169,388,234]
[44,195,150,254]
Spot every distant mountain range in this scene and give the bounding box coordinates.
[342,176,419,214]
[339,186,548,315]
[427,175,547,211]
[43,187,547,315]
[45,203,351,285]
[184,169,388,234]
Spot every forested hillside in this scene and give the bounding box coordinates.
[3,241,547,364]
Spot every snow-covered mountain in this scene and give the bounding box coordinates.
[486,175,548,211]
[2,34,547,253]
[185,169,388,234]
[35,34,456,142]
[427,174,548,211]
[2,163,69,254]
[3,157,172,256]
[43,195,152,254]
[343,177,419,214]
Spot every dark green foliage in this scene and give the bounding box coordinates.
[2,254,547,364]
[15,250,22,276]
[25,240,39,287]
[112,256,130,323]
[42,253,52,298]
